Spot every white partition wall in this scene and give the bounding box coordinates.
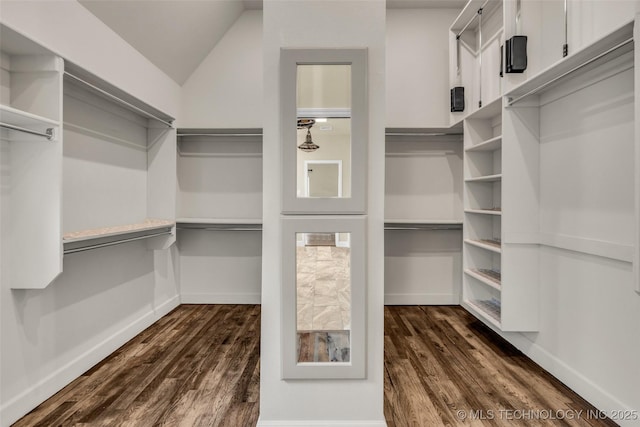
[261,0,386,424]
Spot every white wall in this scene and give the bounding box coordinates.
[0,0,181,120]
[180,10,262,128]
[0,3,181,425]
[386,8,459,128]
[261,0,386,424]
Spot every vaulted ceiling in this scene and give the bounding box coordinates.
[79,0,466,86]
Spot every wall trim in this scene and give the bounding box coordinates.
[180,292,261,305]
[463,306,637,426]
[257,419,387,427]
[0,294,180,426]
[384,293,460,305]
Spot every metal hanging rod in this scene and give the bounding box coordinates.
[0,122,54,140]
[507,37,633,106]
[177,226,262,231]
[64,231,172,255]
[563,0,569,57]
[177,133,262,137]
[64,71,174,128]
[385,132,463,137]
[456,0,490,38]
[384,225,463,231]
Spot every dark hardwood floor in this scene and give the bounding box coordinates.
[13,305,614,426]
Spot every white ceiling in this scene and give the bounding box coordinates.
[79,0,249,85]
[79,0,466,86]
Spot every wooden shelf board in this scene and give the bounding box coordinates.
[505,20,634,105]
[465,173,502,183]
[63,219,174,243]
[464,209,502,216]
[465,135,502,152]
[464,239,502,253]
[464,269,501,291]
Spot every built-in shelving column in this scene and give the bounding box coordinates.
[176,129,263,304]
[384,129,463,305]
[1,25,64,289]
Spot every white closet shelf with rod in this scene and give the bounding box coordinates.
[63,219,175,254]
[176,218,262,231]
[64,63,175,128]
[0,105,57,141]
[506,20,634,106]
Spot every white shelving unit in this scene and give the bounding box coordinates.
[384,130,464,305]
[177,129,263,304]
[449,0,504,123]
[62,63,177,256]
[1,25,64,289]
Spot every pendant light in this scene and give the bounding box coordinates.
[297,118,319,152]
[298,128,319,152]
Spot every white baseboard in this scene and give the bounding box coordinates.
[504,333,638,427]
[257,419,387,427]
[180,292,261,304]
[0,294,180,427]
[384,293,460,305]
[462,306,637,427]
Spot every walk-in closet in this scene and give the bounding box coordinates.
[1,0,639,426]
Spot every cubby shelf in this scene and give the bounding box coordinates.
[463,299,502,329]
[63,219,175,254]
[465,174,502,183]
[465,135,502,152]
[464,238,501,253]
[464,268,501,291]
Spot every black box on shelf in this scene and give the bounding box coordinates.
[505,35,527,73]
[450,86,464,112]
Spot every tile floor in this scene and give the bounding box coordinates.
[296,245,351,331]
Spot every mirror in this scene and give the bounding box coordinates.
[296,232,351,363]
[296,65,352,199]
[281,49,367,214]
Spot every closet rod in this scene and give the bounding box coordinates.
[177,226,262,231]
[0,122,54,140]
[64,72,174,128]
[456,0,490,38]
[384,226,462,231]
[385,132,462,137]
[507,37,633,106]
[64,231,172,255]
[177,133,263,137]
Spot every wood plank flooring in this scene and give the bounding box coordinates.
[13,305,615,426]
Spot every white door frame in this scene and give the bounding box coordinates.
[304,159,343,198]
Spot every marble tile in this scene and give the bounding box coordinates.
[341,310,351,330]
[312,305,343,330]
[316,246,333,260]
[297,303,313,331]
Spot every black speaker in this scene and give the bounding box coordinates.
[450,87,464,112]
[505,35,527,73]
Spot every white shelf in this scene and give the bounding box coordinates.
[465,209,501,216]
[465,174,502,183]
[0,104,59,141]
[450,0,502,33]
[465,135,502,152]
[506,20,634,106]
[176,218,262,231]
[0,104,59,127]
[463,299,502,329]
[464,268,501,291]
[384,219,463,225]
[63,219,175,254]
[464,238,501,254]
